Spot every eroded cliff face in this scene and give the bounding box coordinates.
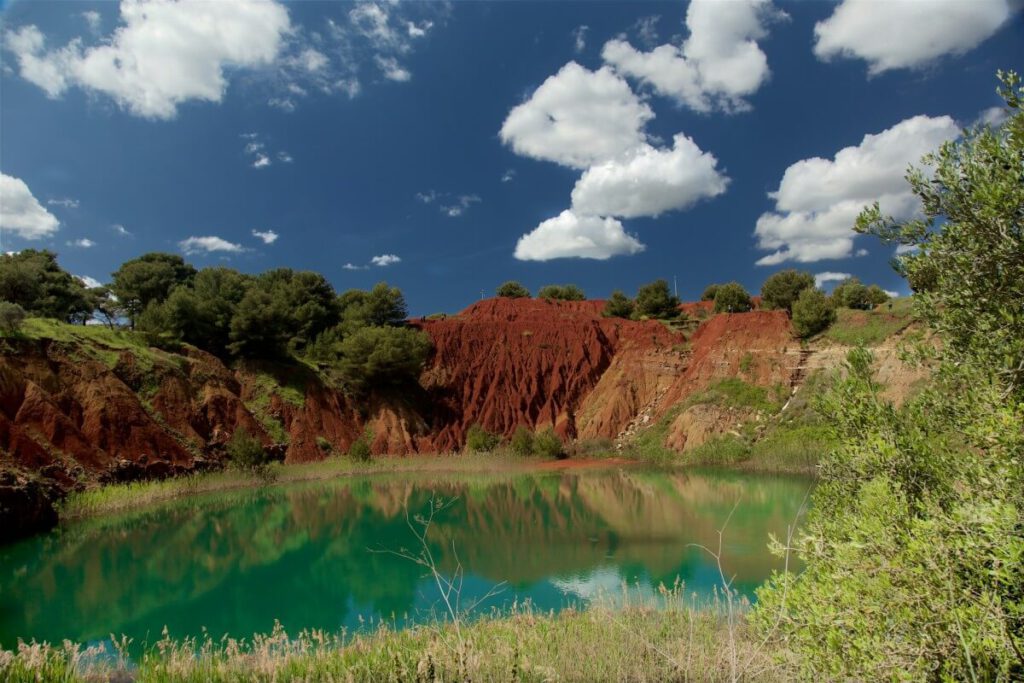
[0,298,810,539]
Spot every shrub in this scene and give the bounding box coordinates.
[864,284,890,306]
[538,284,585,301]
[533,428,565,459]
[633,279,680,319]
[348,429,373,461]
[316,436,333,454]
[337,326,432,392]
[509,425,535,456]
[0,302,27,334]
[226,427,270,472]
[700,284,720,301]
[712,282,752,313]
[791,288,836,338]
[465,423,500,452]
[831,277,873,310]
[760,269,815,313]
[496,281,530,298]
[602,290,634,318]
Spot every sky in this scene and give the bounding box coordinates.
[0,0,1021,315]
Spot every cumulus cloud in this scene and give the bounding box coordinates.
[0,173,60,240]
[754,114,959,265]
[67,238,96,248]
[571,134,728,218]
[814,0,1014,74]
[370,254,401,266]
[602,0,785,113]
[179,235,245,255]
[252,229,278,244]
[975,106,1010,128]
[514,210,644,261]
[814,271,852,288]
[5,0,291,119]
[76,275,103,289]
[499,62,653,169]
[375,55,411,82]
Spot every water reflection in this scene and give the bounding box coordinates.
[0,467,809,646]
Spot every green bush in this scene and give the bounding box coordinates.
[712,282,752,313]
[533,428,565,459]
[337,325,432,392]
[226,427,270,472]
[864,284,890,306]
[830,277,872,310]
[0,302,27,334]
[602,290,634,318]
[700,284,720,301]
[465,423,500,452]
[633,279,680,319]
[538,284,585,301]
[348,429,373,461]
[760,269,815,313]
[791,288,836,338]
[496,281,530,298]
[510,426,535,456]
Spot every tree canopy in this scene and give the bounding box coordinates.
[496,281,530,298]
[111,252,196,325]
[712,282,752,313]
[537,284,586,301]
[760,269,815,313]
[0,250,94,322]
[633,279,680,319]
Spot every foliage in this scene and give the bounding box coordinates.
[602,289,634,318]
[0,249,94,322]
[760,269,814,313]
[111,252,196,325]
[532,428,565,458]
[339,282,408,329]
[700,284,720,301]
[0,301,27,334]
[465,423,501,452]
[633,279,680,319]
[509,426,535,456]
[864,284,890,306]
[229,287,294,358]
[755,72,1024,680]
[336,325,432,392]
[823,297,914,346]
[226,427,271,474]
[496,281,530,298]
[155,267,252,355]
[712,282,753,313]
[348,429,373,461]
[829,277,874,310]
[790,288,835,338]
[538,284,586,301]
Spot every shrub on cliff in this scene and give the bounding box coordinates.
[864,284,890,306]
[700,284,720,301]
[712,282,752,313]
[760,270,815,313]
[602,290,634,318]
[348,428,373,461]
[510,426,535,456]
[337,325,432,392]
[791,288,836,338]
[496,281,530,298]
[633,279,680,319]
[465,424,501,452]
[0,302,27,334]
[533,428,565,459]
[538,284,586,301]
[226,427,273,478]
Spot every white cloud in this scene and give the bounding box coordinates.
[975,106,1009,128]
[499,62,653,169]
[814,271,852,287]
[82,11,102,32]
[514,209,644,261]
[632,15,661,48]
[572,25,589,53]
[375,55,411,82]
[268,97,296,112]
[252,229,279,244]
[295,47,328,73]
[277,151,293,163]
[370,254,401,266]
[112,223,132,236]
[252,154,271,169]
[342,262,368,270]
[602,0,785,113]
[47,197,79,208]
[571,134,728,218]
[0,173,60,240]
[754,114,959,265]
[76,275,102,289]
[441,195,481,217]
[5,0,291,119]
[501,169,516,183]
[242,133,289,168]
[67,238,96,248]
[179,235,245,255]
[884,289,900,298]
[814,0,1013,74]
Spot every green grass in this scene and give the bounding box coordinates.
[8,318,180,372]
[824,297,916,346]
[0,587,780,682]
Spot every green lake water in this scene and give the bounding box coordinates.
[0,466,810,648]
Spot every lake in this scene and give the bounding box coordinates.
[0,466,810,647]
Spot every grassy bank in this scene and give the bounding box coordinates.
[0,590,782,682]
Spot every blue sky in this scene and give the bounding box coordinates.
[1,0,1021,315]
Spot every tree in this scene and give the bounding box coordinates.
[0,250,93,322]
[790,288,836,338]
[831,277,872,310]
[761,269,815,313]
[0,302,27,334]
[91,287,124,329]
[700,284,720,301]
[228,288,293,358]
[336,325,432,392]
[152,267,252,355]
[111,253,196,326]
[864,285,890,307]
[602,290,634,318]
[633,279,680,319]
[339,282,407,331]
[538,284,586,301]
[712,282,752,313]
[496,281,530,298]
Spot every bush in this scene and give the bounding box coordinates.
[0,302,27,334]
[337,325,432,392]
[864,284,890,306]
[465,423,500,452]
[509,425,535,456]
[538,284,585,301]
[533,428,565,459]
[633,279,680,319]
[602,290,634,318]
[226,427,270,472]
[791,288,836,338]
[712,282,752,313]
[348,429,373,461]
[831,277,873,310]
[700,284,720,301]
[760,269,815,313]
[496,281,530,298]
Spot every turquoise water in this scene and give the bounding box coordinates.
[0,466,809,647]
